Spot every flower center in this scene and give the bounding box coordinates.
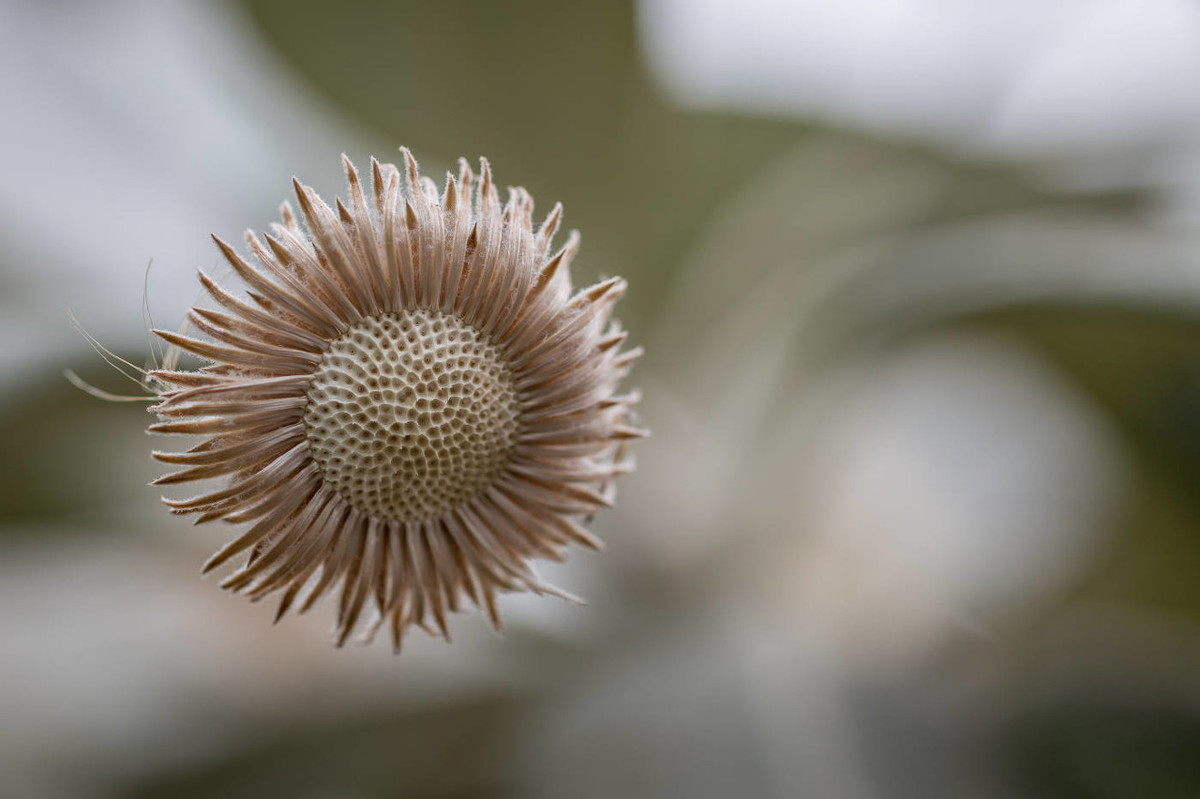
[302,310,520,522]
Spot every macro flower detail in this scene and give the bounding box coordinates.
[148,150,643,649]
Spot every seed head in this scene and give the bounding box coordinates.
[149,150,643,649]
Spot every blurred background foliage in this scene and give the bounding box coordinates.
[1,0,1199,797]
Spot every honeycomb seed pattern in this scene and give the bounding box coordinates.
[302,310,520,522]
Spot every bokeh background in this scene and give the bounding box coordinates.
[3,1,1200,796]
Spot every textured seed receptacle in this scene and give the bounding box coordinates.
[302,309,520,522]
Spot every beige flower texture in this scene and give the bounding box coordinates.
[148,150,644,649]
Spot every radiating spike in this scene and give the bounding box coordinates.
[400,146,421,194]
[335,197,353,226]
[534,202,563,260]
[343,154,391,311]
[211,235,330,333]
[371,156,387,209]
[279,200,302,234]
[292,177,375,314]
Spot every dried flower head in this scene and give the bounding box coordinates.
[149,150,643,649]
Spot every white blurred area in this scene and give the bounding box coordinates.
[0,0,376,393]
[772,334,1125,671]
[526,334,1128,798]
[638,0,1200,166]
